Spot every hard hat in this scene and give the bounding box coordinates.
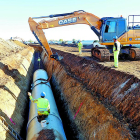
[113,36,118,40]
[40,92,46,97]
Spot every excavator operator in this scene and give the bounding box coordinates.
[28,92,50,122]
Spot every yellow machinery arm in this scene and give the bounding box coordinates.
[28,10,101,60]
[32,11,101,29]
[28,17,53,59]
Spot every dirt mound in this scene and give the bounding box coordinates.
[0,39,34,140]
[0,38,27,60]
[50,44,140,79]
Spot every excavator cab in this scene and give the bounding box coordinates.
[100,17,127,43]
[91,17,128,61]
[92,15,140,61]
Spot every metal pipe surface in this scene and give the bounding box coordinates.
[26,69,67,140]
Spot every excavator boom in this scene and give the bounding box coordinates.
[35,10,101,30]
[28,10,102,60]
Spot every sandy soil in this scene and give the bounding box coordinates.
[50,44,140,79]
[0,39,34,140]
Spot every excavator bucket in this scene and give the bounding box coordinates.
[50,52,63,61]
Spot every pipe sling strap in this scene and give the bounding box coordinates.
[32,78,51,90]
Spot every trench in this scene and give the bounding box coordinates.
[18,51,45,139]
[22,51,46,139]
[29,51,79,140]
[1,39,140,140]
[20,52,44,140]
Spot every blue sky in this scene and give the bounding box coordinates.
[0,0,140,41]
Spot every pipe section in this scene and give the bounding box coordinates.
[26,69,67,140]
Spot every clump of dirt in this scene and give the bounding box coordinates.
[0,38,34,140]
[37,129,56,140]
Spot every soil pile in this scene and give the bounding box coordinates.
[50,44,140,79]
[0,39,34,140]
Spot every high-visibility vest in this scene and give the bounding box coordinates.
[113,41,120,52]
[30,96,50,112]
[78,42,83,48]
[37,58,41,62]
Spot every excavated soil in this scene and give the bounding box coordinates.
[50,44,140,79]
[37,129,56,140]
[0,39,34,140]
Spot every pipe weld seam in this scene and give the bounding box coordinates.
[26,115,38,130]
[33,78,49,84]
[32,82,51,90]
[49,113,62,122]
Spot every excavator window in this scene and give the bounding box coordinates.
[105,21,116,33]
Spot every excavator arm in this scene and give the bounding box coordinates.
[28,10,102,60]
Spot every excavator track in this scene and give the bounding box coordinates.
[91,47,110,61]
[129,48,140,60]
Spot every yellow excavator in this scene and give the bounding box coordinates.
[28,10,140,61]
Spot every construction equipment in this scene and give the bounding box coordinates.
[28,10,140,61]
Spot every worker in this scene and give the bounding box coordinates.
[113,36,120,68]
[77,40,83,55]
[28,92,50,122]
[37,57,41,62]
[37,57,41,68]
